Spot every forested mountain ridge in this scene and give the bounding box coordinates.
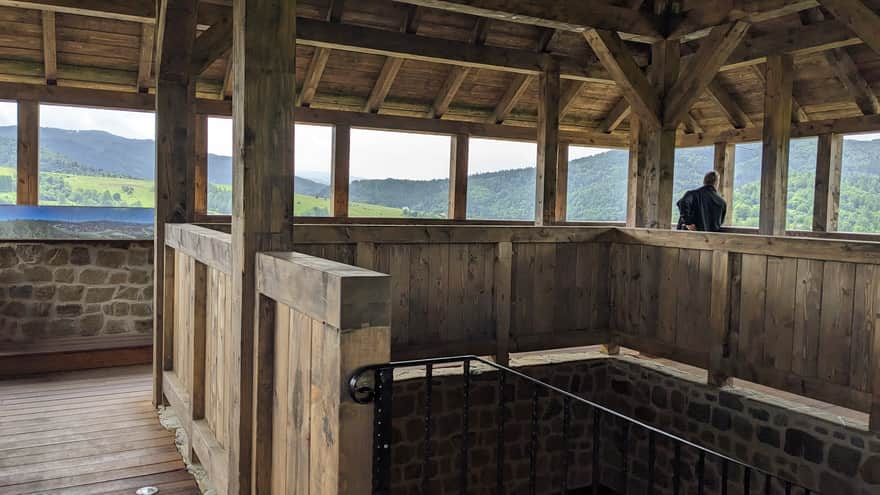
[0,126,878,232]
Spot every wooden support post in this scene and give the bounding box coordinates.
[759,54,794,236]
[449,133,468,220]
[494,241,512,366]
[813,133,843,233]
[627,117,676,229]
[153,0,199,408]
[230,0,296,492]
[535,61,560,227]
[194,114,208,216]
[16,100,38,205]
[871,274,880,431]
[713,142,735,226]
[555,143,568,223]
[708,250,733,386]
[331,123,350,217]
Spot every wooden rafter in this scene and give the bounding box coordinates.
[664,21,750,128]
[364,6,421,113]
[220,54,233,99]
[749,64,809,123]
[599,97,631,133]
[489,25,557,124]
[297,0,344,108]
[818,0,880,56]
[491,74,531,123]
[824,47,880,115]
[391,0,663,41]
[428,17,490,119]
[707,80,754,129]
[682,111,704,134]
[584,28,660,128]
[0,0,155,23]
[191,14,232,74]
[137,24,155,93]
[41,11,56,85]
[559,80,585,117]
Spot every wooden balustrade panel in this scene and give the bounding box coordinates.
[293,243,357,265]
[511,242,611,341]
[611,243,713,367]
[205,265,232,449]
[172,250,195,391]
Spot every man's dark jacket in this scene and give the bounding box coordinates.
[676,185,727,232]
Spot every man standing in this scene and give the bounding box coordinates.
[676,171,727,232]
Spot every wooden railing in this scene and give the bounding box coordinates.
[158,222,880,495]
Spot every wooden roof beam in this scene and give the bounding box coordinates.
[428,17,490,118]
[364,5,421,114]
[584,28,661,128]
[0,0,155,23]
[491,74,531,123]
[137,24,155,93]
[599,97,631,133]
[682,111,704,134]
[672,0,818,41]
[220,54,233,99]
[390,0,663,42]
[560,80,586,117]
[707,79,754,129]
[664,21,750,128]
[191,14,232,74]
[818,0,880,56]
[824,47,880,115]
[41,11,56,85]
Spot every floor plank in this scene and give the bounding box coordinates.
[0,365,199,495]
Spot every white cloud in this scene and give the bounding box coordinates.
[843,132,880,141]
[0,101,16,126]
[40,104,155,140]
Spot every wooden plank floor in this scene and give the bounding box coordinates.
[0,365,199,495]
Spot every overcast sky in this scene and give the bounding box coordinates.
[2,101,880,180]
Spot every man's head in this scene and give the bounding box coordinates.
[704,170,719,187]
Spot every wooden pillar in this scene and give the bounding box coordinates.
[627,118,677,229]
[759,54,794,236]
[230,0,296,492]
[331,123,350,217]
[535,60,560,226]
[449,133,468,220]
[153,0,199,407]
[813,133,843,232]
[555,142,569,223]
[713,142,735,226]
[194,113,208,216]
[16,100,38,205]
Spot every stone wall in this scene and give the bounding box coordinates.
[389,355,880,495]
[0,240,154,345]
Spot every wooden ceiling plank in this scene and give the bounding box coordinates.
[137,23,155,93]
[41,10,56,85]
[599,97,631,133]
[191,14,232,74]
[491,74,532,124]
[0,0,155,23]
[664,21,750,128]
[390,0,663,41]
[583,28,661,128]
[824,47,880,115]
[428,18,490,119]
[818,0,880,56]
[707,79,754,129]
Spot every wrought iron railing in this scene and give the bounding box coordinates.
[349,355,819,495]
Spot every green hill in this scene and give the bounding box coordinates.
[0,126,879,233]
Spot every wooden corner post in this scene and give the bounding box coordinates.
[713,142,735,226]
[16,99,39,205]
[535,60,560,226]
[331,123,351,218]
[230,0,297,493]
[153,0,199,407]
[449,133,468,220]
[813,133,843,233]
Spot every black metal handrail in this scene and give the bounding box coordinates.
[349,354,818,495]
